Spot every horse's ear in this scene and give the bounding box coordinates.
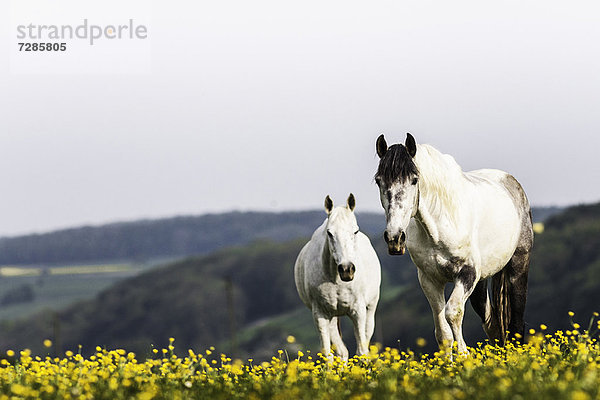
[376,134,388,158]
[324,195,333,215]
[405,133,417,158]
[347,193,356,212]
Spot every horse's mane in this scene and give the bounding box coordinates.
[328,207,356,226]
[414,144,465,221]
[375,144,418,185]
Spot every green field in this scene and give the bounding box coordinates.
[0,262,155,322]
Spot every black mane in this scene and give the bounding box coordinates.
[375,144,418,185]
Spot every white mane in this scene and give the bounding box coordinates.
[413,144,466,223]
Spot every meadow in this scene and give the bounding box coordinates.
[0,205,597,398]
[1,315,598,400]
[0,261,169,322]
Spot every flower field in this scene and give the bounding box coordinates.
[1,318,599,399]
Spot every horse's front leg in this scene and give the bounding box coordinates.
[313,309,332,359]
[417,269,453,352]
[349,306,369,356]
[446,267,479,354]
[364,302,377,348]
[328,317,349,361]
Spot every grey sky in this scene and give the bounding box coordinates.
[1,0,599,236]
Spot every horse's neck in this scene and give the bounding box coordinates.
[414,200,442,243]
[320,233,337,280]
[414,148,468,243]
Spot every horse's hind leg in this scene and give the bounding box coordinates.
[506,205,533,340]
[501,175,533,341]
[470,279,487,320]
[506,248,530,339]
[470,279,504,342]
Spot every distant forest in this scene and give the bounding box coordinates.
[0,207,561,266]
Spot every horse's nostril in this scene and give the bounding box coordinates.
[338,264,344,273]
[350,264,356,273]
[400,231,406,242]
[383,231,390,243]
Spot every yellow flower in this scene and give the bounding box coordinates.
[0,327,597,398]
[571,390,591,400]
[286,335,296,344]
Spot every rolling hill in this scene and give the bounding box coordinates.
[0,208,559,266]
[0,204,593,360]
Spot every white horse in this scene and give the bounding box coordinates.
[294,194,381,359]
[375,134,533,353]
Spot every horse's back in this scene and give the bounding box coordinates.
[493,172,533,254]
[468,169,531,223]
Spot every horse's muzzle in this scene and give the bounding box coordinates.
[384,231,406,256]
[388,243,406,255]
[338,263,355,282]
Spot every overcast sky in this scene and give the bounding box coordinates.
[1,0,599,237]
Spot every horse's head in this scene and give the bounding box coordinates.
[324,194,360,282]
[375,133,419,256]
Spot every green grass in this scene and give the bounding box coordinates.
[0,262,150,322]
[228,284,415,360]
[232,307,317,356]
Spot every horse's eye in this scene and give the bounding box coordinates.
[411,177,418,185]
[327,230,333,238]
[354,230,359,235]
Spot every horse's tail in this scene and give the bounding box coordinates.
[491,268,511,345]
